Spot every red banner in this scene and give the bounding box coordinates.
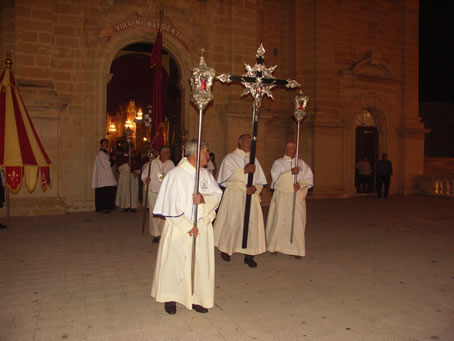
[5,166,22,192]
[150,31,164,151]
[40,166,50,191]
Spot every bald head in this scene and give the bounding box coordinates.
[285,142,297,159]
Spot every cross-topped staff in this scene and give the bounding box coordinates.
[217,44,300,248]
[290,91,309,243]
[189,48,215,294]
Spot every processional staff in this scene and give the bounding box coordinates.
[138,107,153,235]
[189,48,215,294]
[216,44,300,248]
[125,127,133,212]
[290,91,309,243]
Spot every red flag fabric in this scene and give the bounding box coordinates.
[150,31,164,151]
[5,166,22,192]
[40,166,50,191]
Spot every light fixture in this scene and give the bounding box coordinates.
[109,120,117,132]
[136,108,143,120]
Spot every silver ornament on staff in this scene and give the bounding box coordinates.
[290,91,309,243]
[189,48,215,295]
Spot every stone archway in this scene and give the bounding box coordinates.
[77,30,194,211]
[343,91,390,195]
[91,29,194,156]
[354,109,378,193]
[105,41,183,162]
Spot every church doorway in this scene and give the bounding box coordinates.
[354,110,378,193]
[105,42,182,163]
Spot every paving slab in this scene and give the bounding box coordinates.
[0,195,453,341]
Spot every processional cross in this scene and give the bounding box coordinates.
[217,44,300,248]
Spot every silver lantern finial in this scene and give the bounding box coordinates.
[190,49,215,111]
[294,91,309,123]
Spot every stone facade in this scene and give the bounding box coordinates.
[0,0,424,215]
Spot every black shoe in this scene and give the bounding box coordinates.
[123,208,129,212]
[0,224,6,229]
[102,209,111,214]
[192,304,208,313]
[220,252,231,262]
[244,256,257,268]
[130,208,137,213]
[164,302,176,314]
[152,236,160,243]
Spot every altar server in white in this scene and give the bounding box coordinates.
[151,140,222,315]
[115,145,141,212]
[266,142,313,258]
[141,146,175,242]
[214,134,267,268]
[92,138,117,213]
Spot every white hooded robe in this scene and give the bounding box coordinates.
[141,157,175,236]
[213,148,267,256]
[266,155,313,256]
[151,158,222,310]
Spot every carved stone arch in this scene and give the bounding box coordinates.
[345,91,392,194]
[100,30,190,95]
[350,92,388,138]
[90,28,193,145]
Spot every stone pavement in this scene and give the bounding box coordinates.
[0,195,453,341]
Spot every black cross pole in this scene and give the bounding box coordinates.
[217,44,300,248]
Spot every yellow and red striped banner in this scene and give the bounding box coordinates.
[0,58,51,193]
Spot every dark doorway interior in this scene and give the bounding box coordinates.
[355,127,378,193]
[106,42,182,163]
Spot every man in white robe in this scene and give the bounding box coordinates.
[151,139,222,314]
[92,138,117,213]
[214,134,267,268]
[141,146,175,242]
[115,145,140,212]
[266,142,313,258]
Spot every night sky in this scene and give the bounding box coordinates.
[419,1,454,103]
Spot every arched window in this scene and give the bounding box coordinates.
[355,110,376,127]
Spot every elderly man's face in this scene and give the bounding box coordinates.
[239,136,252,153]
[286,143,297,159]
[160,148,171,162]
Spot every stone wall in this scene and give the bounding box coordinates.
[424,157,454,177]
[1,0,423,215]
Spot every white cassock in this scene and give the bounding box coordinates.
[92,150,117,188]
[214,148,267,256]
[151,158,222,310]
[141,157,175,236]
[266,155,313,256]
[115,160,140,209]
[207,159,215,176]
